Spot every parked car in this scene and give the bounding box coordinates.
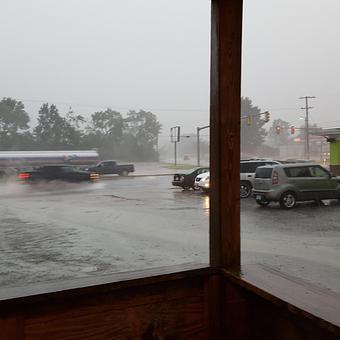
[86,160,134,176]
[172,167,209,190]
[18,165,99,183]
[240,159,281,198]
[195,171,210,192]
[252,163,340,209]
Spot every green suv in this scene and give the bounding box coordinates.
[252,163,340,209]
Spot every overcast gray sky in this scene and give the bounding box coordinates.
[1,0,339,143]
[243,0,340,129]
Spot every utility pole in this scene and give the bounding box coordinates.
[299,96,316,160]
[196,125,209,166]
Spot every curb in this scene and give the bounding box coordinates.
[100,173,175,180]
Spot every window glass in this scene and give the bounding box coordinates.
[241,0,340,295]
[251,163,261,172]
[284,167,311,177]
[309,166,329,178]
[240,163,249,173]
[255,167,272,178]
[0,0,210,289]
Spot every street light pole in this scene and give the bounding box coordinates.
[196,125,210,166]
[174,140,177,166]
[197,127,200,166]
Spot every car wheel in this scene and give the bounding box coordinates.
[240,181,252,199]
[256,199,270,207]
[279,191,297,209]
[120,170,129,176]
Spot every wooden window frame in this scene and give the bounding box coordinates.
[210,0,340,334]
[0,1,340,337]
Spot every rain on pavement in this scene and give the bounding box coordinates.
[1,175,340,294]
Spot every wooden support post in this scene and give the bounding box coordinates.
[210,0,243,270]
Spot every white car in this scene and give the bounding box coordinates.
[194,171,210,192]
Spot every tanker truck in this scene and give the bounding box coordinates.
[0,150,99,177]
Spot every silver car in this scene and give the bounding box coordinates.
[240,159,281,198]
[252,163,340,209]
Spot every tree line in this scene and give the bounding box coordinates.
[0,97,162,161]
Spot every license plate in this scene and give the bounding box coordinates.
[256,195,262,200]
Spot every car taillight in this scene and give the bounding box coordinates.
[90,173,99,180]
[272,170,279,185]
[18,173,30,179]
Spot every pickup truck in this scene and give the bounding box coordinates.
[86,160,135,176]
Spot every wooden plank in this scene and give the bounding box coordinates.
[223,264,340,336]
[222,277,340,340]
[0,264,214,305]
[210,0,243,269]
[21,277,207,340]
[205,275,222,339]
[0,316,24,340]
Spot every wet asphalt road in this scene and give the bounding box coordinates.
[241,198,340,294]
[0,176,209,288]
[1,176,340,294]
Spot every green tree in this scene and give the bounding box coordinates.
[268,119,290,146]
[90,109,124,140]
[0,98,30,150]
[123,110,162,161]
[84,108,124,158]
[34,103,68,149]
[241,97,268,155]
[63,107,86,148]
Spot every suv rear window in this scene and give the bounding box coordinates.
[255,167,273,178]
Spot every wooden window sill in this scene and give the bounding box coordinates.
[223,263,340,337]
[0,263,214,306]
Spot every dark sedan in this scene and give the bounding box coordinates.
[172,167,209,190]
[18,165,99,183]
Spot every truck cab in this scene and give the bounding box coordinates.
[87,160,135,176]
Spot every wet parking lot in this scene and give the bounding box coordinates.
[1,175,340,294]
[0,176,209,288]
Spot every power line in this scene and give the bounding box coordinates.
[14,97,313,114]
[16,98,210,113]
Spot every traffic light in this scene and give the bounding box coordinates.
[264,111,270,123]
[246,115,252,126]
[275,126,281,135]
[290,126,295,135]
